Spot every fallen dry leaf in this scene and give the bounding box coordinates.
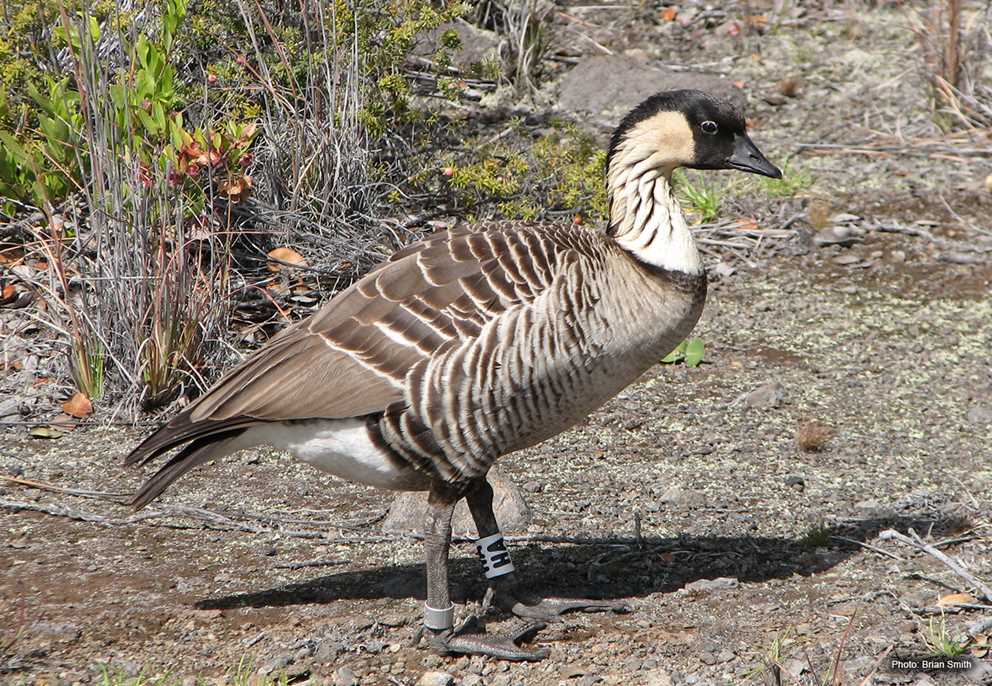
[30,426,65,439]
[734,217,760,232]
[267,247,308,273]
[745,14,768,31]
[0,248,24,266]
[936,592,977,608]
[62,392,93,419]
[660,6,678,21]
[1,284,17,304]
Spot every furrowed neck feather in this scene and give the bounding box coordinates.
[605,143,702,276]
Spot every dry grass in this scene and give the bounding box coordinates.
[797,421,834,453]
[477,0,554,97]
[910,0,992,128]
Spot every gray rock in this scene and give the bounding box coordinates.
[0,397,20,417]
[333,666,357,686]
[314,640,344,663]
[744,381,785,409]
[28,621,80,642]
[258,653,293,675]
[558,56,747,121]
[783,657,808,677]
[383,468,530,536]
[683,577,738,593]
[462,675,483,686]
[413,20,499,71]
[417,671,455,686]
[833,253,862,266]
[813,226,859,247]
[643,668,672,686]
[698,648,734,665]
[657,486,703,508]
[966,405,992,425]
[784,474,805,490]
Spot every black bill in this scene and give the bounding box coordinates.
[729,134,782,179]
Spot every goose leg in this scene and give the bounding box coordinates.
[466,480,630,622]
[422,481,547,661]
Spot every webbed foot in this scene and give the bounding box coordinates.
[425,615,548,661]
[484,586,631,622]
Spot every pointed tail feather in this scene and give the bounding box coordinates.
[130,428,250,510]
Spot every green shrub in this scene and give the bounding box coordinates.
[409,121,609,223]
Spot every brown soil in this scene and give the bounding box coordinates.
[3,2,992,685]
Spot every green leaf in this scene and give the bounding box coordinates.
[684,338,705,368]
[153,102,167,132]
[137,37,151,68]
[0,132,36,169]
[136,108,158,135]
[661,340,687,364]
[169,123,184,150]
[88,16,101,43]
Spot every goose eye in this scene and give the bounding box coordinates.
[700,120,718,135]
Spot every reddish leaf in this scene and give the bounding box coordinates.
[937,592,976,608]
[62,392,93,418]
[267,247,308,273]
[734,217,760,232]
[1,284,16,304]
[660,6,678,21]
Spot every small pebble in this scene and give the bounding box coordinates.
[333,666,357,686]
[833,253,861,266]
[683,577,738,593]
[744,380,785,409]
[966,405,992,425]
[417,670,454,686]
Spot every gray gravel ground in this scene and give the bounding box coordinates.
[3,2,992,685]
[2,245,991,685]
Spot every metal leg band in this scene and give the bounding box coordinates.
[476,533,515,579]
[424,602,455,631]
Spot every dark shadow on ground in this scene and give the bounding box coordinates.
[197,514,964,611]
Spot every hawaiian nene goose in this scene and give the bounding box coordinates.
[126,90,780,661]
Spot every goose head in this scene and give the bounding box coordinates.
[605,90,781,274]
[607,89,782,182]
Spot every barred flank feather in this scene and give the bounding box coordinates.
[126,94,725,506]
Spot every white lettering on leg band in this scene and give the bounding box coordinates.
[475,533,515,579]
[423,603,454,631]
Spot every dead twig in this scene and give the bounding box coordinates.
[879,528,992,603]
[0,498,115,524]
[0,473,130,501]
[830,535,904,562]
[274,558,347,570]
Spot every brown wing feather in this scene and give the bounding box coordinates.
[125,224,564,468]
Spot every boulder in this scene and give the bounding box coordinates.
[412,20,500,72]
[382,467,530,536]
[558,55,747,122]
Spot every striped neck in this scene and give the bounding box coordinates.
[605,151,702,275]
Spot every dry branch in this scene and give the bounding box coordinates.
[879,528,992,603]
